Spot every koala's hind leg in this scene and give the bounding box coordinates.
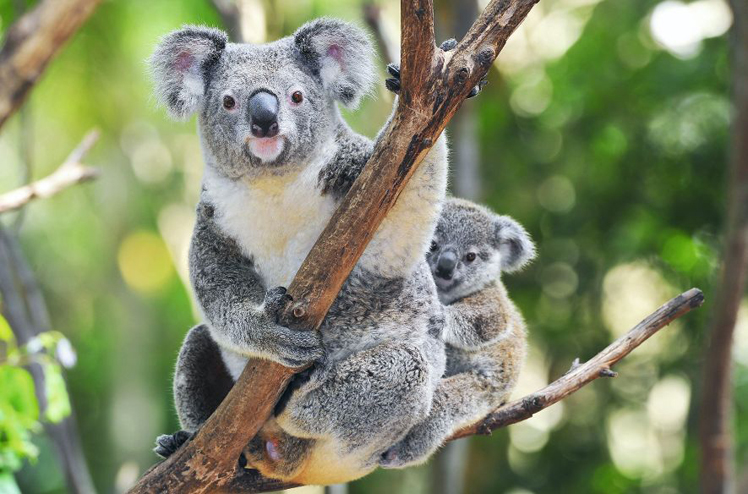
[277,342,434,456]
[242,417,314,482]
[154,324,234,458]
[379,369,511,469]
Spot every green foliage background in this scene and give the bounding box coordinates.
[0,0,743,492]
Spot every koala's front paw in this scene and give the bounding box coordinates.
[379,430,437,469]
[154,430,192,458]
[385,38,488,99]
[259,287,324,368]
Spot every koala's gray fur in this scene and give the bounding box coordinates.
[150,18,450,484]
[380,197,535,468]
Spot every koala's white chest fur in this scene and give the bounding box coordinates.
[203,164,337,289]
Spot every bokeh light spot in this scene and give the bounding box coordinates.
[117,231,175,294]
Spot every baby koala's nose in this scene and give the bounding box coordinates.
[249,91,279,138]
[435,251,457,280]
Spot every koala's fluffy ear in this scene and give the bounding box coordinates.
[294,18,375,108]
[150,26,227,120]
[493,216,536,273]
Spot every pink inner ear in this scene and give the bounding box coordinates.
[327,44,343,62]
[175,51,194,72]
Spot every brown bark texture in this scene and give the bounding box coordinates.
[699,1,748,493]
[127,1,538,492]
[0,0,101,130]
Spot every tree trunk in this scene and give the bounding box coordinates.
[699,2,748,493]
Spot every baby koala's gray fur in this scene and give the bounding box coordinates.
[380,197,535,468]
[150,18,451,484]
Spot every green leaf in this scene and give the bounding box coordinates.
[0,366,38,422]
[0,316,11,343]
[42,363,71,423]
[0,472,22,494]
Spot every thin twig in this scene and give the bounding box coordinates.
[451,288,704,439]
[0,0,101,130]
[0,130,100,214]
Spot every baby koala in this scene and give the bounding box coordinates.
[380,197,535,468]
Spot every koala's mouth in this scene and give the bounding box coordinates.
[247,136,286,164]
[434,276,460,293]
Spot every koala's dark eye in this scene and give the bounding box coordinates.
[429,241,438,252]
[222,95,236,110]
[466,252,477,262]
[291,91,304,104]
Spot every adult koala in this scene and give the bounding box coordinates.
[150,19,452,483]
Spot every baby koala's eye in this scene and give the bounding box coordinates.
[465,252,477,262]
[222,95,236,110]
[429,241,439,252]
[291,91,304,104]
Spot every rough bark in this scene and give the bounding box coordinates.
[699,1,748,492]
[127,1,539,493]
[0,0,101,129]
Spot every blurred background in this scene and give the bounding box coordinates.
[0,0,744,493]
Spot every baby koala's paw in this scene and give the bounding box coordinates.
[154,430,192,458]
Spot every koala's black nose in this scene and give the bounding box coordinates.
[435,251,457,280]
[249,91,279,138]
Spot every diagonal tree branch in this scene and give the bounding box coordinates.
[451,288,704,438]
[193,288,705,493]
[0,0,101,130]
[0,130,99,214]
[128,1,539,492]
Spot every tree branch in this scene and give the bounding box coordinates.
[128,1,538,492]
[363,3,399,64]
[168,288,706,493]
[208,0,245,43]
[451,288,704,439]
[0,226,97,494]
[699,1,748,491]
[0,0,101,130]
[0,130,99,214]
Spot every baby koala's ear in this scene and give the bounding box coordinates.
[150,25,228,120]
[493,215,536,273]
[294,18,375,108]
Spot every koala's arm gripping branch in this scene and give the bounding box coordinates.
[0,0,101,130]
[127,1,538,493]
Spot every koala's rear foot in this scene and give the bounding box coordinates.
[154,430,192,458]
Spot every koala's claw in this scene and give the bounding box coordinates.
[384,51,486,99]
[264,286,293,322]
[439,38,458,51]
[154,430,192,458]
[467,78,488,98]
